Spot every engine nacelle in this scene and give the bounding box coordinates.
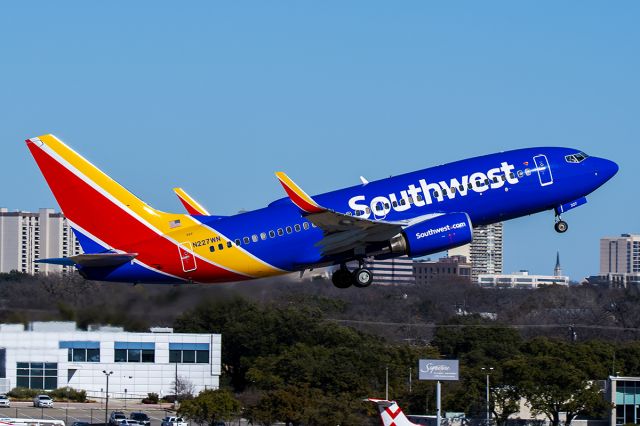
[389,212,473,258]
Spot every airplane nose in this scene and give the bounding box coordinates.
[594,157,619,182]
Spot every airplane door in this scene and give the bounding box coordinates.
[533,154,553,187]
[178,242,197,272]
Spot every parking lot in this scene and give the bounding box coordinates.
[0,401,180,426]
[0,401,253,426]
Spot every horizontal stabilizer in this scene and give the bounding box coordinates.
[37,253,138,268]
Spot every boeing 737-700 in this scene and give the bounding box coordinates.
[26,134,618,288]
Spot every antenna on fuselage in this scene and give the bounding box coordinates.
[360,176,369,185]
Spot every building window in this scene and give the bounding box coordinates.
[114,342,155,363]
[168,343,210,364]
[59,341,100,363]
[16,362,57,390]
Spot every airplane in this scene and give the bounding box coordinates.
[26,134,618,288]
[367,398,420,426]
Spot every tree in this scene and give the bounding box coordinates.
[506,355,608,426]
[178,389,241,425]
[491,385,521,426]
[172,376,196,402]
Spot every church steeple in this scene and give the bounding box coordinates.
[554,251,562,276]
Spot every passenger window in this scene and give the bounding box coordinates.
[260,232,267,240]
[227,241,233,248]
[376,204,382,211]
[525,168,531,176]
[501,175,506,181]
[235,239,241,246]
[294,224,301,232]
[392,201,398,207]
[218,243,224,250]
[252,235,258,242]
[209,246,215,252]
[286,226,292,234]
[269,230,276,238]
[467,183,473,190]
[312,223,317,228]
[400,199,407,206]
[408,197,414,204]
[517,170,524,178]
[366,208,371,214]
[459,185,464,191]
[243,237,250,244]
[492,177,498,183]
[509,172,515,179]
[432,191,439,198]
[277,228,284,236]
[485,178,491,185]
[384,203,390,209]
[450,187,456,194]
[346,211,352,216]
[303,222,309,230]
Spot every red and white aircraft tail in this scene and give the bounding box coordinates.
[367,398,417,426]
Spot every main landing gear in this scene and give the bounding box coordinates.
[331,261,373,289]
[554,216,568,233]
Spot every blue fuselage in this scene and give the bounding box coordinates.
[198,147,618,272]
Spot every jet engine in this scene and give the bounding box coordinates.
[389,212,473,258]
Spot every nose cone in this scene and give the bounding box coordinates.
[594,157,619,183]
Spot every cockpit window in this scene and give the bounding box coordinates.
[564,152,589,163]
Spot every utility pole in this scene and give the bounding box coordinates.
[102,370,113,426]
[385,366,389,400]
[481,367,494,426]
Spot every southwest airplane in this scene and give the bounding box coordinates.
[26,134,618,288]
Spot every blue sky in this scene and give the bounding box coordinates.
[1,2,638,280]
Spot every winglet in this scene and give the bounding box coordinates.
[173,187,211,216]
[275,172,325,214]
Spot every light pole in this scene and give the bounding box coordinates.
[103,370,113,425]
[481,367,494,426]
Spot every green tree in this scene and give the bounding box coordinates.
[178,389,240,425]
[506,355,607,426]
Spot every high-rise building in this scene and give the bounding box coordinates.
[0,208,82,274]
[599,234,640,287]
[448,222,503,282]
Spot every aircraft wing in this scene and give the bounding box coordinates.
[275,172,439,256]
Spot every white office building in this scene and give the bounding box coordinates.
[477,270,569,289]
[0,208,82,275]
[364,256,416,286]
[0,322,221,399]
[449,223,503,282]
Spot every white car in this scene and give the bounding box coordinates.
[0,395,10,407]
[33,394,53,407]
[161,417,187,426]
[119,420,140,426]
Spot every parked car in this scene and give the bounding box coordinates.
[0,394,10,407]
[161,417,187,426]
[130,412,150,426]
[72,422,91,426]
[33,394,53,408]
[119,420,140,426]
[109,411,127,426]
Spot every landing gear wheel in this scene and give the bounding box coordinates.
[353,268,373,288]
[331,268,354,289]
[554,220,568,233]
